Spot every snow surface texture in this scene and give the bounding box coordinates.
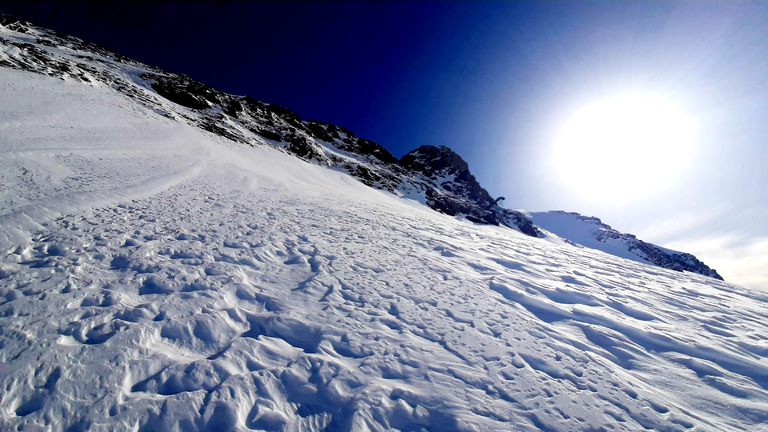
[3,67,768,432]
[2,17,768,432]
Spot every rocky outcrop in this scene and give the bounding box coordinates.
[305,122,398,165]
[629,240,723,280]
[531,211,723,280]
[396,145,541,235]
[498,209,541,237]
[149,75,221,110]
[400,145,493,208]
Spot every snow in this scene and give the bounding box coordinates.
[2,65,768,431]
[525,212,638,260]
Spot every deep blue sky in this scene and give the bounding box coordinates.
[5,1,768,288]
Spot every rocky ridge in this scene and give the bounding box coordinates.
[0,14,527,231]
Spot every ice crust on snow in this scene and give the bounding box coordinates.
[1,17,767,432]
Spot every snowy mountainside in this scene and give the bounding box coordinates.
[3,69,768,432]
[0,14,529,236]
[528,211,723,280]
[0,14,717,278]
[2,16,767,432]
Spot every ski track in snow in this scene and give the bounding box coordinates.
[2,65,768,432]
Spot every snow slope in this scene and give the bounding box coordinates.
[2,65,768,432]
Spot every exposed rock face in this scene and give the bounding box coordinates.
[498,209,541,238]
[396,146,541,234]
[400,145,493,208]
[149,75,220,110]
[305,121,398,165]
[0,14,720,279]
[395,145,539,234]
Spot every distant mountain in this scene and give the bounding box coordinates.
[0,13,717,279]
[529,211,723,280]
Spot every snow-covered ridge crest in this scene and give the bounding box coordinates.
[0,13,718,279]
[529,211,723,280]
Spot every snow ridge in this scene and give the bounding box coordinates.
[529,211,723,280]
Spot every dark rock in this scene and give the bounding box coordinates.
[199,117,245,143]
[629,242,723,280]
[498,209,541,237]
[304,122,335,143]
[283,132,326,163]
[222,100,242,117]
[400,145,493,208]
[249,127,282,142]
[305,121,398,164]
[147,74,221,110]
[351,138,398,164]
[425,189,475,217]
[264,103,302,126]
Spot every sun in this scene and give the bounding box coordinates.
[550,93,696,202]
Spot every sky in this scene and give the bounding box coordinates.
[4,1,767,289]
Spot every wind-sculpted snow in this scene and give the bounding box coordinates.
[2,69,768,431]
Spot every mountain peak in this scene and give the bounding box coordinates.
[400,145,491,204]
[401,145,470,174]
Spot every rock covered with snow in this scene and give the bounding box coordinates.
[529,211,723,280]
[400,145,493,210]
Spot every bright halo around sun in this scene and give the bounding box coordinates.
[550,93,696,202]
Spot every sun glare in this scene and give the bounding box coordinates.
[551,93,696,202]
